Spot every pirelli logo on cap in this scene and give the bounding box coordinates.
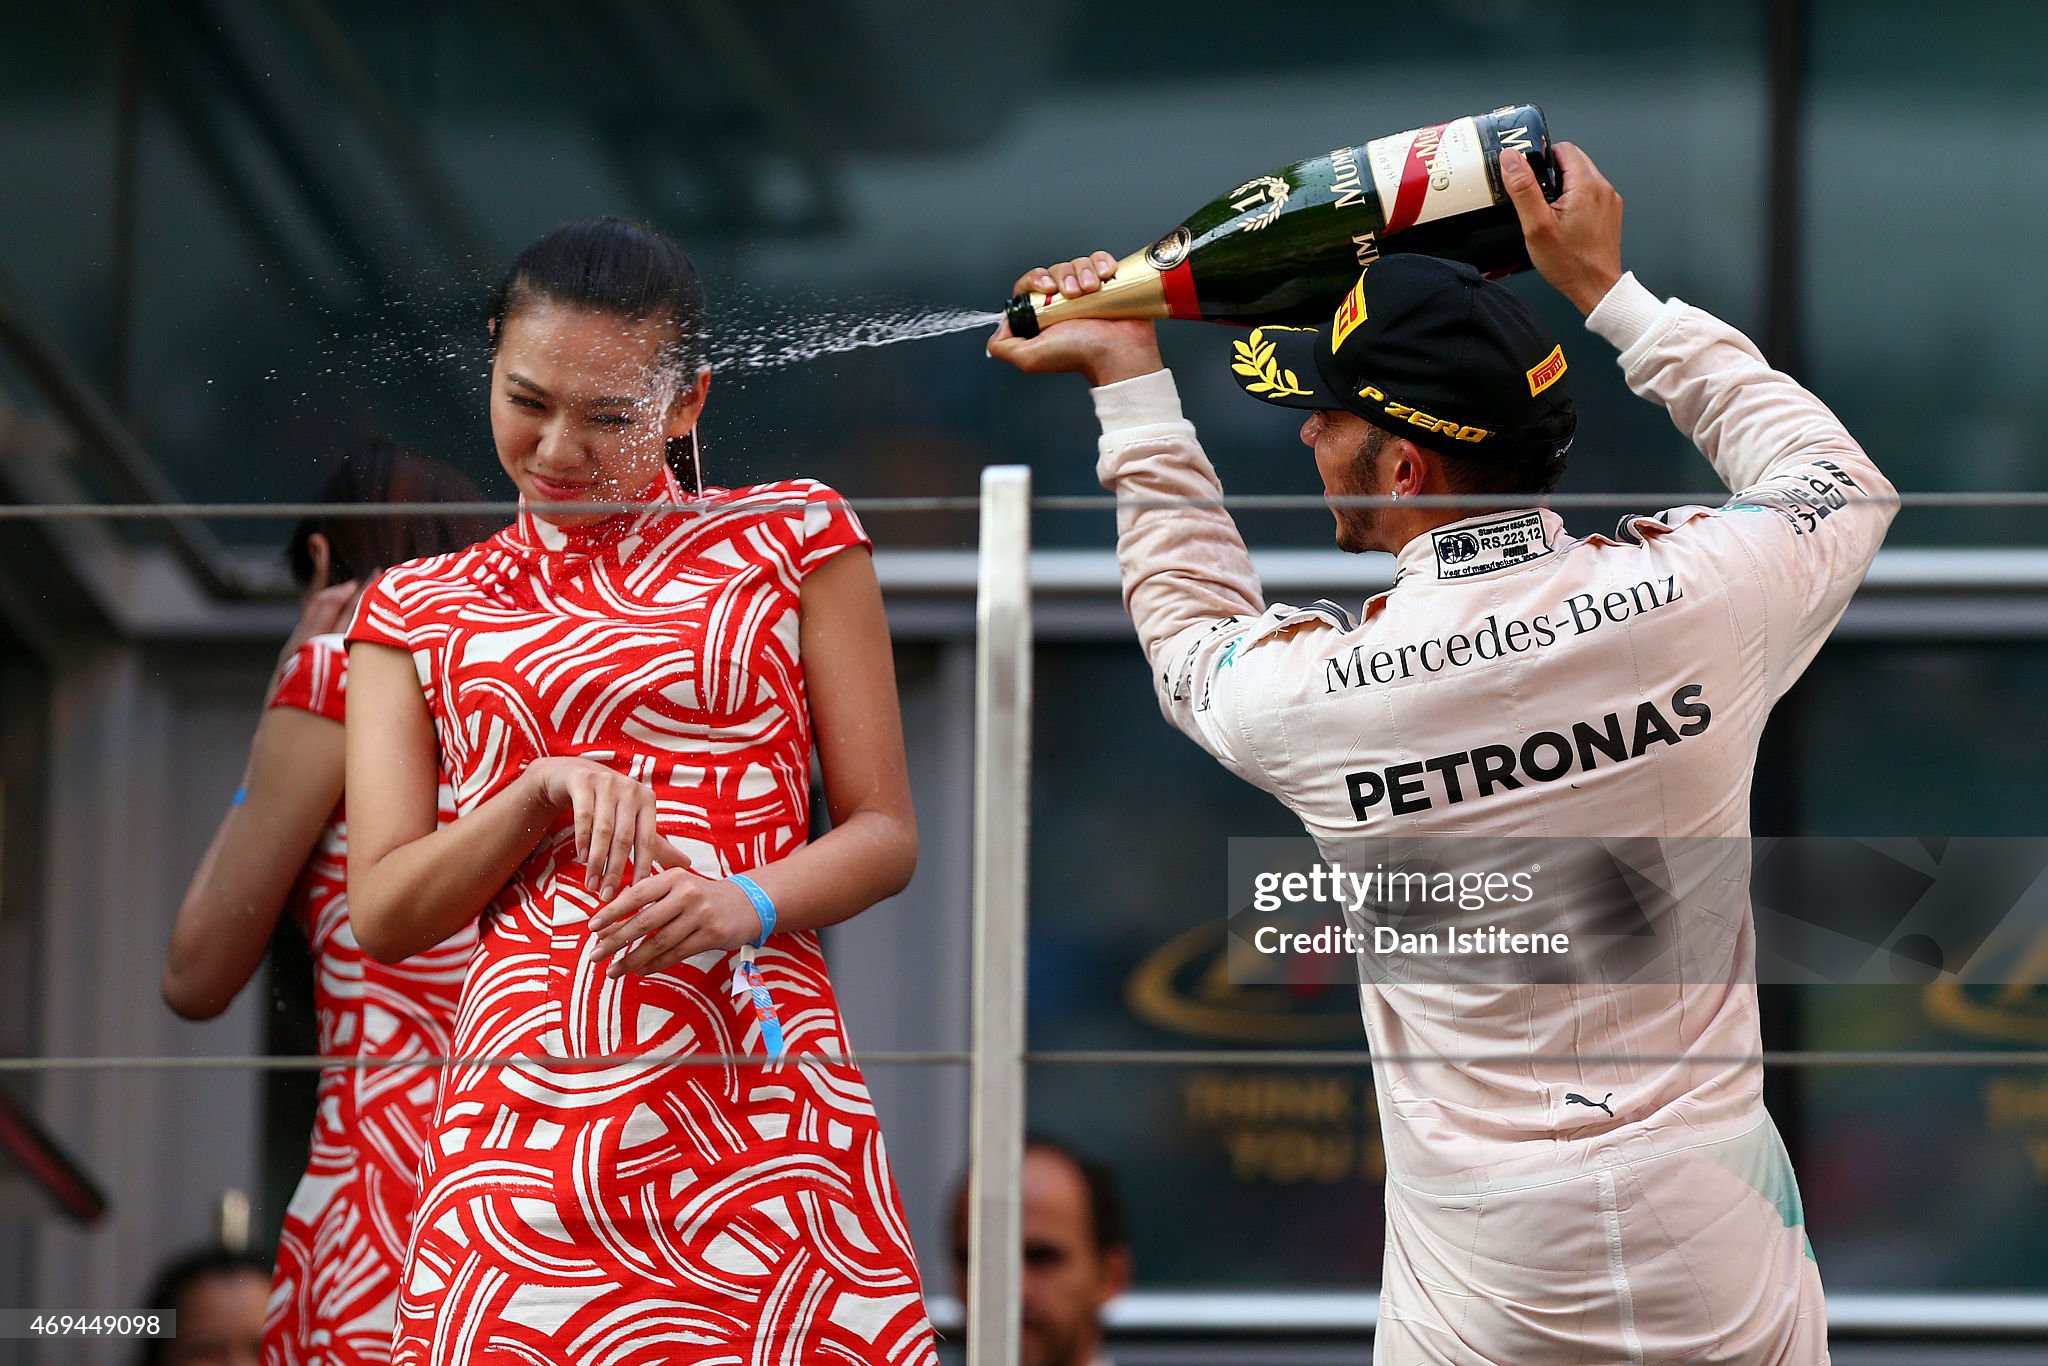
[1331,276,1368,352]
[1526,344,1568,396]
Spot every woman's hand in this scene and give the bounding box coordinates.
[280,580,361,666]
[587,871,760,977]
[275,534,360,680]
[525,756,691,900]
[572,545,923,982]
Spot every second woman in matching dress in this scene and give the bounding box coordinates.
[163,442,500,1364]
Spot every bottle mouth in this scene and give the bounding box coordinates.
[1002,293,1042,339]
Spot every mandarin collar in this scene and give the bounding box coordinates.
[505,465,688,558]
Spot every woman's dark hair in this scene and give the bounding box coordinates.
[487,216,708,374]
[135,1245,269,1366]
[285,438,503,589]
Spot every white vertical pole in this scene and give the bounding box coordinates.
[966,465,1031,1366]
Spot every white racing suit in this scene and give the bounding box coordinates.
[1091,273,1896,1364]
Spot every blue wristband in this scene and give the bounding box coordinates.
[231,785,248,808]
[729,874,776,947]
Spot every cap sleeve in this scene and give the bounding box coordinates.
[345,569,412,653]
[269,635,347,723]
[798,481,872,578]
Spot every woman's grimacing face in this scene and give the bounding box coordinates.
[490,300,708,526]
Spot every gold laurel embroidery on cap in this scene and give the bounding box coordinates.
[1232,329,1312,398]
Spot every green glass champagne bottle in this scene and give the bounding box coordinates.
[1004,104,1561,337]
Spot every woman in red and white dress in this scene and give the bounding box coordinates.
[344,218,938,1364]
[162,442,499,1365]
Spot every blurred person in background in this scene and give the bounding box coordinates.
[161,438,501,1364]
[951,1135,1132,1366]
[994,138,1893,1364]
[137,1246,270,1366]
[344,217,933,1362]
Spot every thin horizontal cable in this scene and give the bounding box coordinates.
[1024,1049,2048,1069]
[0,1051,970,1073]
[3,1049,2041,1072]
[0,500,791,521]
[2,490,2046,521]
[1042,491,2047,511]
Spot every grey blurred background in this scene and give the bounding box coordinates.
[2,1,2046,1361]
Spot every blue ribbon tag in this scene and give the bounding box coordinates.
[732,949,787,1060]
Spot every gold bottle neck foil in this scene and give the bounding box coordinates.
[1004,248,1172,338]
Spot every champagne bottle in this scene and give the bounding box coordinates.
[1004,104,1560,338]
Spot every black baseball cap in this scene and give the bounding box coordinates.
[1228,254,1575,467]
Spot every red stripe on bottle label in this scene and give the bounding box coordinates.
[1383,123,1446,236]
[1161,261,1200,320]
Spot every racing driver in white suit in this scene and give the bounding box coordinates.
[990,142,1894,1364]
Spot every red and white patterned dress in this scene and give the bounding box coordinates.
[345,471,938,1366]
[263,634,476,1365]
